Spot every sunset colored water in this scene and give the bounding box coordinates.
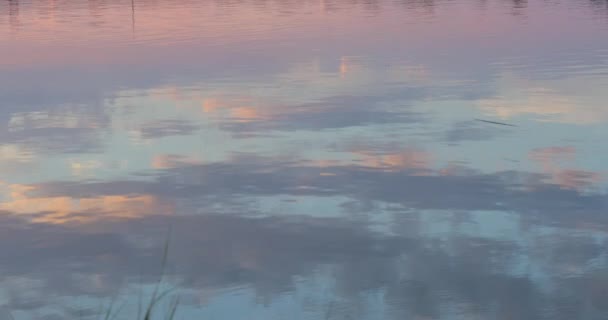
[1,0,608,319]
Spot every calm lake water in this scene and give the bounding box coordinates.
[1,0,608,319]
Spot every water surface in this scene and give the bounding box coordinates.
[1,0,608,319]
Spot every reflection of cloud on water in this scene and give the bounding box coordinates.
[9,153,607,230]
[0,207,607,319]
[1,0,608,318]
[478,88,583,122]
[477,74,608,124]
[307,144,434,173]
[151,154,202,169]
[0,110,107,154]
[0,182,173,224]
[529,146,604,190]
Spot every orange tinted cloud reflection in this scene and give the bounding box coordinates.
[356,149,432,173]
[529,146,603,190]
[0,183,173,224]
[309,148,434,174]
[230,106,267,123]
[151,154,202,169]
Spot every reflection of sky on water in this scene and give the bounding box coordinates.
[2,208,608,319]
[1,0,608,318]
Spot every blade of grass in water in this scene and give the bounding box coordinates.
[167,296,180,320]
[144,225,173,320]
[95,226,176,320]
[102,297,116,320]
[109,301,126,320]
[474,118,517,127]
